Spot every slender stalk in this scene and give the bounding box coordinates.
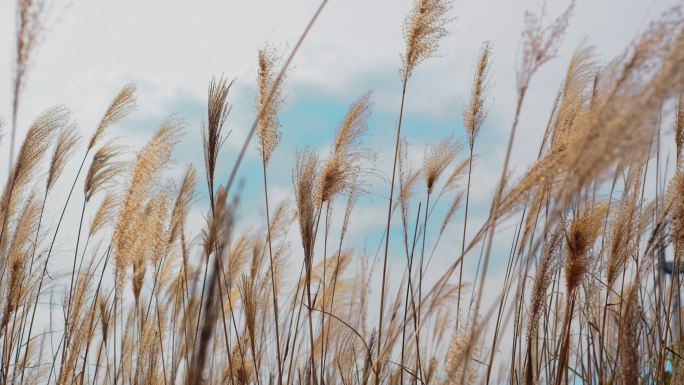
[319,203,330,384]
[472,89,527,362]
[455,146,474,331]
[21,150,90,384]
[377,77,408,384]
[261,157,284,385]
[12,188,48,377]
[400,202,422,385]
[79,246,112,385]
[62,199,88,367]
[476,87,529,385]
[416,192,431,382]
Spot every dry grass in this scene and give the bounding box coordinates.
[3,1,684,385]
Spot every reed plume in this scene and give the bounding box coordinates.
[1,106,66,247]
[606,170,639,288]
[441,158,470,193]
[189,186,235,385]
[89,83,137,150]
[456,43,493,333]
[113,117,182,293]
[257,46,285,164]
[397,138,421,254]
[315,95,374,380]
[401,0,452,80]
[203,76,232,207]
[438,192,463,236]
[293,148,320,382]
[617,284,640,385]
[565,203,606,292]
[10,0,49,168]
[2,194,40,326]
[524,227,562,385]
[669,171,684,262]
[418,136,460,370]
[46,125,80,192]
[88,192,117,238]
[553,202,607,385]
[167,165,197,248]
[316,93,372,205]
[442,325,481,385]
[294,150,320,257]
[239,275,260,377]
[4,106,67,198]
[379,2,453,380]
[517,1,575,94]
[464,42,492,149]
[84,143,123,202]
[254,43,288,385]
[423,136,460,194]
[548,43,596,149]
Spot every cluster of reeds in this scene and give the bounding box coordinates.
[3,0,684,384]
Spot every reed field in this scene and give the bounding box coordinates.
[2,0,684,384]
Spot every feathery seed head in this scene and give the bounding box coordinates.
[398,140,421,212]
[397,138,420,248]
[315,93,373,205]
[564,202,607,292]
[618,284,641,385]
[14,0,48,115]
[439,191,464,235]
[7,192,40,266]
[239,275,258,342]
[606,172,639,287]
[167,165,197,247]
[89,83,137,149]
[113,117,182,293]
[464,41,492,148]
[84,142,124,202]
[256,45,285,164]
[442,157,471,192]
[46,124,80,191]
[202,186,233,264]
[148,192,171,263]
[294,148,320,265]
[9,106,67,187]
[1,106,66,230]
[518,1,574,94]
[402,0,453,80]
[89,192,118,238]
[549,43,596,149]
[528,227,562,336]
[669,171,684,261]
[203,76,232,200]
[332,92,372,155]
[423,136,461,194]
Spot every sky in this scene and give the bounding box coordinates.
[0,0,681,372]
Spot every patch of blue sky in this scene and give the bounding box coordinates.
[120,75,516,281]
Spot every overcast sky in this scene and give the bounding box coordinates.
[0,0,681,362]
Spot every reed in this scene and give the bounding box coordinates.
[3,1,684,385]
